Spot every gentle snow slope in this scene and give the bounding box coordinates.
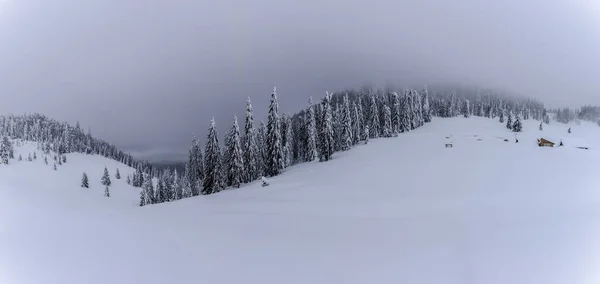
[3,117,600,284]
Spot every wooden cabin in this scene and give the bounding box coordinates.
[537,138,555,147]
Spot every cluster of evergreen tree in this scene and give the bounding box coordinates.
[554,108,577,124]
[0,114,153,170]
[578,106,600,122]
[134,85,549,206]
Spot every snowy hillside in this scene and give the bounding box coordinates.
[3,117,600,284]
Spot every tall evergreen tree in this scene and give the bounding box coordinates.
[340,94,353,150]
[115,168,121,179]
[352,101,362,145]
[512,114,523,132]
[140,176,155,206]
[243,97,259,182]
[182,164,193,198]
[172,169,182,201]
[81,172,89,188]
[305,97,317,161]
[421,86,432,123]
[499,110,505,123]
[391,92,401,133]
[0,136,10,164]
[281,114,294,167]
[225,116,244,188]
[539,121,543,131]
[506,112,513,130]
[382,105,393,137]
[203,118,222,194]
[265,87,284,176]
[319,92,335,162]
[399,91,411,133]
[462,99,471,118]
[187,137,204,196]
[369,95,380,138]
[101,166,111,186]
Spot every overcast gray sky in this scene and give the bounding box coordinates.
[0,0,599,161]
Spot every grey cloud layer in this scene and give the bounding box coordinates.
[0,0,598,160]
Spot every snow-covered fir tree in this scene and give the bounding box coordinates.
[304,97,317,161]
[172,169,182,201]
[539,122,543,131]
[382,105,393,137]
[225,116,244,188]
[506,112,513,130]
[203,118,222,194]
[340,94,353,150]
[568,127,572,134]
[399,91,411,133]
[104,186,110,197]
[499,110,505,123]
[364,125,370,144]
[115,168,121,179]
[187,137,204,196]
[319,92,335,162]
[81,172,89,188]
[182,164,192,198]
[369,95,380,138]
[0,137,10,164]
[101,166,111,186]
[281,114,294,167]
[126,175,131,185]
[512,115,523,132]
[421,87,432,123]
[462,99,470,118]
[242,97,260,182]
[352,101,362,145]
[265,87,284,176]
[140,176,155,206]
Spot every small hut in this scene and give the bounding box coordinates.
[537,138,555,147]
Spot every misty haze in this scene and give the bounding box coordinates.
[2,1,600,284]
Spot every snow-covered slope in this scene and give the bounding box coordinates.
[3,117,600,284]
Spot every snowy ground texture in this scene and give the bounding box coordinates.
[3,117,600,284]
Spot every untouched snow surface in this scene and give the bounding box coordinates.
[3,117,600,284]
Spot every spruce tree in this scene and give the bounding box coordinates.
[187,137,204,197]
[172,169,182,201]
[243,97,259,182]
[319,92,335,162]
[140,176,155,206]
[499,110,505,123]
[203,118,222,194]
[305,97,318,161]
[382,105,393,137]
[391,92,401,134]
[340,94,353,150]
[104,186,110,197]
[568,127,572,134]
[265,87,284,176]
[421,86,432,123]
[462,99,471,118]
[81,172,89,188]
[369,95,380,138]
[0,137,10,164]
[400,91,411,133]
[126,175,131,185]
[539,122,543,131]
[182,165,193,198]
[506,112,513,130]
[281,114,294,167]
[225,116,244,188]
[115,168,121,179]
[512,115,523,132]
[101,166,112,186]
[155,177,166,203]
[364,125,370,144]
[352,101,362,144]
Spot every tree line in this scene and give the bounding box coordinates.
[137,86,545,206]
